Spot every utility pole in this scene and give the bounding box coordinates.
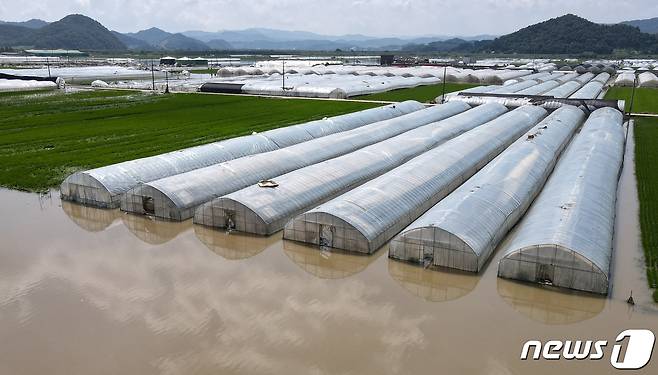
[151,60,156,91]
[441,65,447,104]
[46,56,51,78]
[629,72,638,117]
[165,70,169,93]
[282,60,286,89]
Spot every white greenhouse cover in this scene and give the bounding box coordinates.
[194,103,508,234]
[120,102,470,220]
[488,80,539,95]
[61,101,424,207]
[283,106,548,254]
[638,71,658,87]
[614,72,636,87]
[516,80,560,96]
[389,106,586,271]
[543,81,584,98]
[569,81,604,99]
[497,107,625,294]
[0,78,57,92]
[0,66,159,80]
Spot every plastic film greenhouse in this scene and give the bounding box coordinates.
[497,107,626,295]
[488,80,539,95]
[60,101,423,208]
[120,102,467,220]
[543,81,584,98]
[638,71,658,87]
[516,80,560,95]
[283,106,547,254]
[389,106,586,272]
[194,103,507,235]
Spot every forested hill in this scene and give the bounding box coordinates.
[483,14,658,54]
[406,14,658,55]
[0,14,126,51]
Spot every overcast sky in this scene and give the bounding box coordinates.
[0,0,656,37]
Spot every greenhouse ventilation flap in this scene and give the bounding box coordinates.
[194,103,508,235]
[283,105,548,254]
[389,106,586,272]
[497,107,625,295]
[60,101,424,208]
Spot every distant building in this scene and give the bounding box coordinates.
[159,56,176,66]
[176,57,208,67]
[25,49,87,57]
[380,54,395,66]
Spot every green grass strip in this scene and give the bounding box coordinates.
[634,118,658,301]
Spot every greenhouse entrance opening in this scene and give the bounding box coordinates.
[142,197,155,215]
[224,210,236,231]
[319,224,334,248]
[536,264,555,285]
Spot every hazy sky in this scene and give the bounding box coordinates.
[0,0,656,37]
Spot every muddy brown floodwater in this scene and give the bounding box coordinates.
[0,124,657,375]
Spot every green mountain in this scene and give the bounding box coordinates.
[0,24,30,46]
[206,39,232,50]
[112,31,154,50]
[622,17,658,34]
[125,27,214,51]
[483,14,658,54]
[30,15,125,50]
[0,14,126,50]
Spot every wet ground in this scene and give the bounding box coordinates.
[0,124,656,375]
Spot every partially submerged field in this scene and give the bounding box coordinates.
[606,86,658,301]
[634,118,658,301]
[0,90,377,192]
[356,83,478,103]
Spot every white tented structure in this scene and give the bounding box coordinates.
[569,72,611,100]
[240,74,441,98]
[120,102,469,220]
[638,71,658,88]
[591,72,611,84]
[194,103,507,234]
[569,81,605,99]
[488,80,539,95]
[497,108,625,295]
[283,106,548,254]
[614,72,636,87]
[0,78,58,92]
[543,81,584,98]
[60,101,423,208]
[389,106,586,271]
[516,80,561,96]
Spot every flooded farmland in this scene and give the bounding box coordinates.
[0,126,656,375]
